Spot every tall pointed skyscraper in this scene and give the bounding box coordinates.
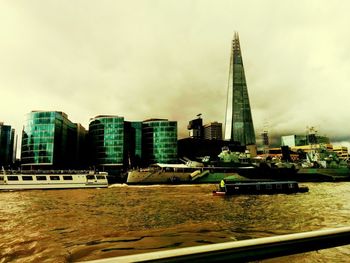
[224,32,256,145]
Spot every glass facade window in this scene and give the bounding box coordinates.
[21,111,85,170]
[224,32,256,145]
[89,116,125,167]
[0,123,15,167]
[142,119,178,164]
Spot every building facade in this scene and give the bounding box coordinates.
[281,134,330,147]
[332,146,349,160]
[142,119,178,164]
[224,32,256,145]
[0,122,15,167]
[88,115,125,170]
[21,111,86,170]
[187,117,203,139]
[203,122,222,140]
[124,121,143,168]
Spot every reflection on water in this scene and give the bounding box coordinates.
[0,183,349,262]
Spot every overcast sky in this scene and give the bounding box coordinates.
[1,0,350,148]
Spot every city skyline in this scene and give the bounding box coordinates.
[1,1,350,149]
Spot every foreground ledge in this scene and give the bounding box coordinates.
[80,226,350,263]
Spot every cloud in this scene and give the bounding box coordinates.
[1,0,350,153]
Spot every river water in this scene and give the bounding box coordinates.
[1,183,350,262]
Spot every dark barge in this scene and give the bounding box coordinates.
[213,181,309,196]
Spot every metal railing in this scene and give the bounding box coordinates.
[80,226,350,263]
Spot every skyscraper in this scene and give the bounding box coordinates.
[224,32,256,145]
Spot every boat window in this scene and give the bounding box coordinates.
[256,185,260,190]
[36,176,47,181]
[0,176,4,181]
[96,175,106,179]
[7,176,19,181]
[276,184,282,189]
[50,176,60,181]
[288,183,294,188]
[265,184,272,189]
[86,175,95,180]
[22,176,33,181]
[63,175,73,180]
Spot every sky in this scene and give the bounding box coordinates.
[1,0,350,150]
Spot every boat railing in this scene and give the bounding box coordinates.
[79,226,350,263]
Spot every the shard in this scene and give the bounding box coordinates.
[224,32,256,145]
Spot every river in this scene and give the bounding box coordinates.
[0,183,349,262]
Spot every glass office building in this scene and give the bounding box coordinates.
[21,111,84,169]
[124,121,143,168]
[88,116,125,168]
[224,32,256,145]
[142,119,178,164]
[0,123,15,167]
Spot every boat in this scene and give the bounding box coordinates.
[296,145,350,181]
[213,180,309,195]
[126,148,299,185]
[0,170,108,190]
[126,163,251,185]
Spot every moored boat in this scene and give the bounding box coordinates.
[126,163,250,185]
[0,170,108,190]
[213,180,309,195]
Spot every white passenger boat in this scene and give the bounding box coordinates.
[0,170,108,190]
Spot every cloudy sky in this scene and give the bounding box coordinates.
[1,0,350,148]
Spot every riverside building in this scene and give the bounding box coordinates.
[142,119,178,165]
[203,122,222,140]
[88,115,125,172]
[224,32,256,146]
[0,122,15,167]
[88,116,145,173]
[89,117,177,169]
[21,111,87,170]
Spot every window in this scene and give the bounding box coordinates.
[96,175,106,180]
[50,176,60,181]
[86,175,95,180]
[36,176,47,181]
[7,176,19,181]
[22,176,33,181]
[63,176,73,180]
[265,184,272,189]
